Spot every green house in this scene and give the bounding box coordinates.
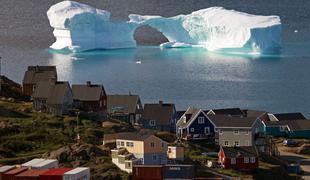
[265,119,310,138]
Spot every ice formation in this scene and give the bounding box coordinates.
[47,1,282,53]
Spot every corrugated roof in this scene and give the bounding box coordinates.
[4,167,28,175]
[72,83,105,101]
[116,132,153,141]
[32,159,57,168]
[176,107,201,128]
[33,81,71,105]
[208,115,257,128]
[0,165,15,173]
[209,108,245,116]
[23,66,57,84]
[107,94,141,114]
[142,102,175,125]
[22,158,46,167]
[16,169,49,177]
[222,146,258,158]
[64,167,89,174]
[265,119,310,131]
[40,168,72,176]
[273,113,306,121]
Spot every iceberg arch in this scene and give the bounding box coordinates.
[47,1,282,53]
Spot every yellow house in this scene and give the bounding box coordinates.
[115,133,168,165]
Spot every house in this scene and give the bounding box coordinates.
[176,107,215,140]
[22,66,57,96]
[140,100,177,132]
[207,108,245,117]
[72,81,107,113]
[32,81,73,115]
[218,146,258,170]
[208,115,265,147]
[107,94,143,124]
[111,132,168,172]
[265,119,310,138]
[268,112,306,121]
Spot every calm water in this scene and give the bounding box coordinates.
[1,0,310,115]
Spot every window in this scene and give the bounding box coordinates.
[204,127,210,135]
[231,158,236,164]
[250,157,256,163]
[126,142,134,147]
[244,157,249,163]
[234,129,239,135]
[120,141,124,146]
[190,128,195,132]
[149,120,156,126]
[279,126,287,132]
[151,142,155,147]
[152,154,157,161]
[219,129,223,134]
[117,141,120,146]
[224,141,229,146]
[198,117,205,124]
[234,141,239,146]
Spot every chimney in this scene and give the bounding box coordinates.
[86,81,91,86]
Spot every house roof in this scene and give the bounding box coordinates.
[142,101,175,125]
[243,109,267,118]
[176,107,201,128]
[115,132,166,143]
[222,146,258,158]
[272,113,306,121]
[32,81,71,105]
[265,119,310,131]
[72,82,105,101]
[107,94,141,114]
[208,115,257,128]
[23,66,57,84]
[208,108,245,116]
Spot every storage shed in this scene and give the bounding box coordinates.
[39,168,72,180]
[63,167,90,180]
[15,169,48,180]
[2,167,28,180]
[31,160,58,170]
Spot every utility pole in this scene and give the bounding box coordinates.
[0,56,2,96]
[76,111,80,143]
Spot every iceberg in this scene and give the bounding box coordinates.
[47,1,282,53]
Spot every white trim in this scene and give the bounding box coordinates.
[207,110,216,115]
[244,157,249,164]
[250,157,256,163]
[268,113,280,121]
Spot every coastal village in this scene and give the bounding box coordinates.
[0,65,310,180]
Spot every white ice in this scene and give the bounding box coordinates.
[47,1,282,53]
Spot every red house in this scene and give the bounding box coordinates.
[218,146,258,171]
[72,81,107,113]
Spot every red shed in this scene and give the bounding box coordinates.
[218,146,258,171]
[2,167,28,180]
[39,168,72,180]
[15,169,48,180]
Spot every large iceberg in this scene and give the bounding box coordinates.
[47,1,282,53]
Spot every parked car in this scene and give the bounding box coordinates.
[283,139,298,147]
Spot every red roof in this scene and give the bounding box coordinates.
[40,168,72,176]
[4,167,28,175]
[16,169,49,177]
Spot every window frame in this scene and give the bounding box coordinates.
[244,157,249,164]
[250,157,256,163]
[219,129,223,134]
[224,141,229,146]
[150,142,155,148]
[234,129,239,135]
[149,120,156,126]
[231,158,236,164]
[234,141,239,147]
[190,128,195,132]
[198,117,205,124]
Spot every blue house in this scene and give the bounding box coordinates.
[140,101,177,132]
[264,119,310,138]
[176,107,215,140]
